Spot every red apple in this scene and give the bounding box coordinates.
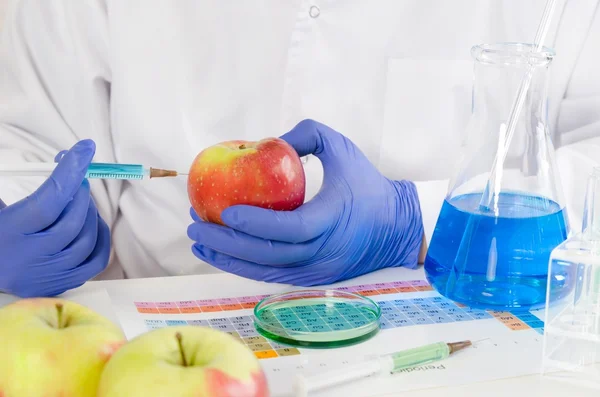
[187,137,306,225]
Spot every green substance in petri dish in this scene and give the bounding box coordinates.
[253,290,381,349]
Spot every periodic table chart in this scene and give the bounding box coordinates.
[107,275,547,397]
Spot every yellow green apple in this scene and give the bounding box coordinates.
[97,325,269,397]
[0,297,126,396]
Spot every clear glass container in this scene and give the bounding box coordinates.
[253,289,381,348]
[542,167,600,389]
[424,43,569,311]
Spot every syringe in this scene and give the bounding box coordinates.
[0,162,187,180]
[293,340,472,397]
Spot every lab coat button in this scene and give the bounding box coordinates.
[309,5,320,18]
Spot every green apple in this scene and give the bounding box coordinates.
[97,325,269,397]
[0,297,126,396]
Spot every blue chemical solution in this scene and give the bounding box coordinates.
[424,192,569,311]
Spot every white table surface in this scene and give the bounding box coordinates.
[1,266,596,397]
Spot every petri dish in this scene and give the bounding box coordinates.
[253,289,381,348]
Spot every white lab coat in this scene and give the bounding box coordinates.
[1,0,599,280]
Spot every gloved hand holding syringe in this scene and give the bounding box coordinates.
[0,139,189,298]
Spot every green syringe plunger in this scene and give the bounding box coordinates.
[388,340,472,371]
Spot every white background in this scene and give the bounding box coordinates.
[0,0,6,31]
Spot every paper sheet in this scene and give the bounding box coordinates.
[100,268,546,397]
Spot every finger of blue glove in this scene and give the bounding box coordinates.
[42,195,99,269]
[1,140,95,234]
[48,214,110,296]
[279,119,327,157]
[280,119,350,165]
[220,198,332,243]
[29,180,91,255]
[187,221,317,265]
[192,244,321,286]
[54,150,68,162]
[189,207,201,222]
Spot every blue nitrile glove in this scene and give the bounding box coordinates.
[187,119,424,285]
[0,140,111,297]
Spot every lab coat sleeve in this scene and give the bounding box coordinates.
[0,0,122,275]
[553,6,600,235]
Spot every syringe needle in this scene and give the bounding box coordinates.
[148,168,188,178]
[447,340,472,354]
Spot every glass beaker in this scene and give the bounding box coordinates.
[424,42,570,311]
[542,166,600,389]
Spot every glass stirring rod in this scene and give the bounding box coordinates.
[293,340,473,397]
[0,162,188,180]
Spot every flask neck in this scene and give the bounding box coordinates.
[582,167,600,240]
[471,45,553,124]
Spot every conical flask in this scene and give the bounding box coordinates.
[424,42,570,311]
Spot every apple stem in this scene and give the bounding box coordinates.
[175,332,188,367]
[55,302,64,329]
[238,144,246,149]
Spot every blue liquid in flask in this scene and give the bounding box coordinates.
[424,192,568,311]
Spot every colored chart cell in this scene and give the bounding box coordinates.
[155,302,180,314]
[134,279,437,315]
[177,301,201,313]
[254,350,278,359]
[134,302,159,314]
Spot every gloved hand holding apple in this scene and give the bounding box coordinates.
[187,119,424,286]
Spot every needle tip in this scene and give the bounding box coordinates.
[447,340,472,354]
[149,168,179,178]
